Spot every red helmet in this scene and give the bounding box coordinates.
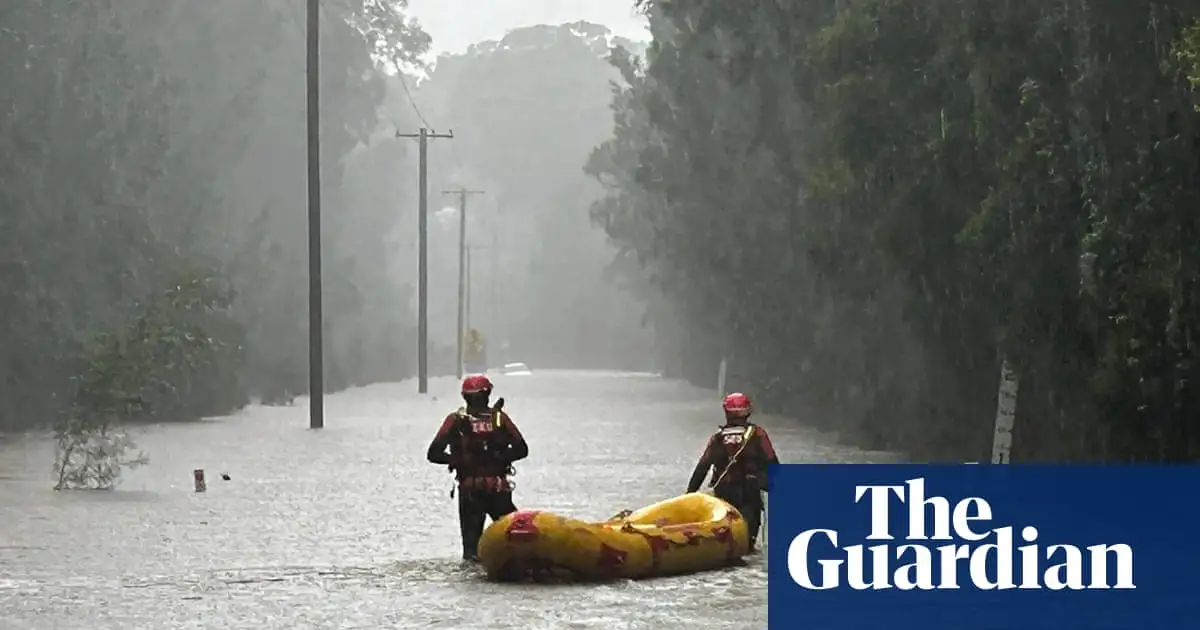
[461,374,493,395]
[722,392,752,418]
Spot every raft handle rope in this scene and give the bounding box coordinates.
[607,508,634,522]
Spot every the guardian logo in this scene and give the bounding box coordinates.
[787,477,1136,591]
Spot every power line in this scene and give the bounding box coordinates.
[389,55,463,176]
[385,48,466,182]
[395,66,432,129]
[285,0,432,134]
[393,68,468,200]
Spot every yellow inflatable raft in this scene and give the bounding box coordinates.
[477,492,751,582]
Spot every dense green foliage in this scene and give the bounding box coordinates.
[589,0,1200,461]
[1,1,430,431]
[53,269,239,488]
[69,270,246,423]
[19,0,1199,467]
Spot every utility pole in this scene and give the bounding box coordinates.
[443,187,484,379]
[397,128,454,394]
[490,216,498,354]
[466,247,472,334]
[493,198,504,363]
[306,0,323,429]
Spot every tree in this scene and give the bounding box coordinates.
[54,269,241,490]
[1,0,432,436]
[590,0,1200,461]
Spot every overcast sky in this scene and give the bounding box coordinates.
[406,0,651,55]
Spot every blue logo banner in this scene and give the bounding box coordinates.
[766,464,1200,629]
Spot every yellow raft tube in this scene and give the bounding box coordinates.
[477,492,751,581]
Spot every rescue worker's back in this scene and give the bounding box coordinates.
[686,392,778,551]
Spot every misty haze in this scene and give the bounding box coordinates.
[3,0,1199,628]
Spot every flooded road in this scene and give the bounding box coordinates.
[0,370,895,629]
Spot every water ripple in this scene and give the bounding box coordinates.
[0,372,891,629]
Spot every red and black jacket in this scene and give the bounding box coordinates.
[427,406,528,481]
[686,422,779,494]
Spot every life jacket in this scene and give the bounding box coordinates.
[709,423,764,491]
[449,407,511,479]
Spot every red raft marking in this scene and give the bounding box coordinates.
[645,534,671,570]
[661,524,705,545]
[595,543,628,577]
[711,525,740,561]
[631,518,748,573]
[506,510,542,542]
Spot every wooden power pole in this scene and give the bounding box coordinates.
[397,128,454,394]
[305,0,323,428]
[443,187,484,379]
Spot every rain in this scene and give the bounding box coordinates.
[3,0,1199,627]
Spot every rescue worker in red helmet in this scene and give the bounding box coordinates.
[686,392,779,552]
[426,374,529,561]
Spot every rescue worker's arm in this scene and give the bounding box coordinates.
[686,436,716,493]
[499,412,529,463]
[426,414,457,465]
[757,427,780,492]
[757,427,780,467]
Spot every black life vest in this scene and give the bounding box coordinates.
[709,423,763,489]
[450,407,509,477]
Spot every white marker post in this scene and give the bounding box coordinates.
[991,357,1018,464]
[762,491,768,551]
[717,357,728,398]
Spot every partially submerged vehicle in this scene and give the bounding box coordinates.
[501,362,532,376]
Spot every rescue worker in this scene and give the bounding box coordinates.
[426,374,529,561]
[686,392,779,552]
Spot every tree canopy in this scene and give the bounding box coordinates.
[1,0,429,430]
[12,0,1199,465]
[588,0,1200,461]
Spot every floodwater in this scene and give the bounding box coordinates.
[0,371,896,629]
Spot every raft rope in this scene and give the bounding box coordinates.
[709,425,756,490]
[607,509,634,522]
[708,425,769,550]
